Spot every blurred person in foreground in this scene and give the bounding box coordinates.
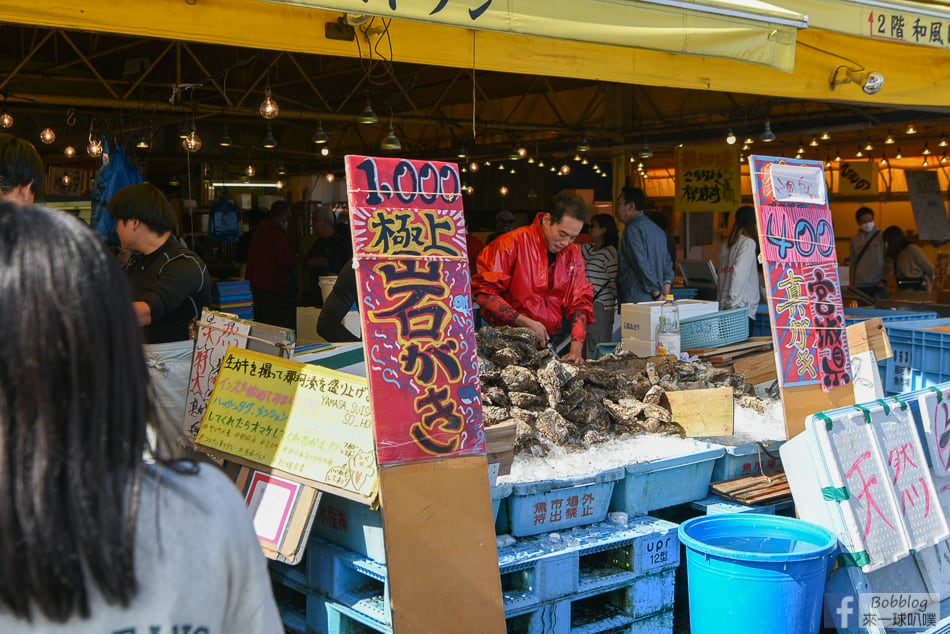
[0,132,44,205]
[717,205,761,337]
[580,213,619,359]
[0,203,282,633]
[246,199,295,327]
[472,191,594,363]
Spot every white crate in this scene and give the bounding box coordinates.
[620,300,718,342]
[621,337,658,358]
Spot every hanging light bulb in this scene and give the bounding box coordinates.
[527,156,535,164]
[809,136,819,147]
[855,145,864,158]
[884,130,895,145]
[61,173,72,187]
[743,137,755,146]
[940,136,949,148]
[261,124,278,149]
[725,129,736,145]
[638,143,653,158]
[797,142,806,154]
[277,162,288,176]
[517,146,528,158]
[457,146,468,158]
[895,145,903,159]
[905,123,917,135]
[820,131,831,141]
[581,157,589,165]
[559,163,571,176]
[922,155,930,167]
[941,152,949,164]
[312,120,329,144]
[759,119,776,142]
[741,143,750,151]
[922,142,932,155]
[468,160,479,172]
[576,136,591,152]
[40,126,56,144]
[245,163,256,177]
[326,172,335,183]
[259,87,279,119]
[864,140,874,152]
[358,97,378,124]
[499,185,509,197]
[169,175,181,187]
[0,110,12,128]
[87,136,103,158]
[509,167,516,174]
[276,179,285,189]
[63,144,76,158]
[573,153,582,162]
[537,159,545,168]
[136,135,150,149]
[880,154,889,167]
[497,162,505,171]
[834,148,842,161]
[182,129,202,152]
[320,146,330,157]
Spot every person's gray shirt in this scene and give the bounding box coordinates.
[618,212,675,304]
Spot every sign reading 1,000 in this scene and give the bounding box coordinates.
[352,157,461,205]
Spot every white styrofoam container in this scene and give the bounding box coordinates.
[621,336,658,358]
[782,400,949,574]
[620,300,718,342]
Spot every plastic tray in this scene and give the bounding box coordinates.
[670,287,698,300]
[503,468,625,537]
[680,306,749,349]
[610,442,725,516]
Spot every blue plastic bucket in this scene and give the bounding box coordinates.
[678,514,837,634]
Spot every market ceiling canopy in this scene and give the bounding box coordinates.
[261,0,806,72]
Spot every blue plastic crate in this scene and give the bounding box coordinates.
[680,306,749,349]
[504,468,625,537]
[706,439,785,482]
[610,442,725,516]
[879,317,950,395]
[670,287,698,300]
[753,304,772,337]
[753,305,939,339]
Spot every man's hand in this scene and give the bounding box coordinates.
[561,341,585,364]
[514,314,548,348]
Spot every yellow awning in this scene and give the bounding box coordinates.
[261,0,805,72]
[773,0,950,49]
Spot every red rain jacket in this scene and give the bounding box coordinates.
[473,212,594,341]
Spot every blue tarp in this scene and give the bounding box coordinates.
[89,141,143,245]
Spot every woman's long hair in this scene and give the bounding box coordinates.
[882,225,909,260]
[590,213,619,250]
[728,205,758,248]
[0,204,151,621]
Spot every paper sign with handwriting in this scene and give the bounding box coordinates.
[196,347,378,500]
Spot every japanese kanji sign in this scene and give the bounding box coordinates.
[196,347,378,501]
[809,401,949,573]
[917,387,950,479]
[674,143,741,212]
[345,155,485,466]
[750,155,852,392]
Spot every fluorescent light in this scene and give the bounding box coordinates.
[210,181,284,188]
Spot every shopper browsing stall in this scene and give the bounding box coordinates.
[110,183,211,447]
[0,203,282,633]
[717,205,761,337]
[581,213,619,359]
[616,186,675,304]
[883,225,935,290]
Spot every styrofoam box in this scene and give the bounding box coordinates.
[314,484,512,562]
[620,300,718,342]
[621,336,658,358]
[504,467,626,537]
[610,441,725,516]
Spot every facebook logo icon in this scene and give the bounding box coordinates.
[834,595,856,628]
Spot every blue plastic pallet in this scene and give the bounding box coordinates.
[498,517,680,608]
[320,584,675,634]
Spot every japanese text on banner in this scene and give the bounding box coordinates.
[346,154,485,466]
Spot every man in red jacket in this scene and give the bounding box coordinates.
[246,200,295,327]
[472,192,594,363]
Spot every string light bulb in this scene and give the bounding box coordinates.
[40,127,56,144]
[87,136,103,158]
[259,88,279,119]
[0,111,12,128]
[725,129,736,145]
[63,145,76,158]
[182,129,202,152]
[245,164,256,177]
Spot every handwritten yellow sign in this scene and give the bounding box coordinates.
[196,347,378,500]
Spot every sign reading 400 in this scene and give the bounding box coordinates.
[349,156,462,207]
[763,207,836,264]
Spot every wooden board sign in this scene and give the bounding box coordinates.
[345,155,486,466]
[196,347,379,503]
[750,155,854,438]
